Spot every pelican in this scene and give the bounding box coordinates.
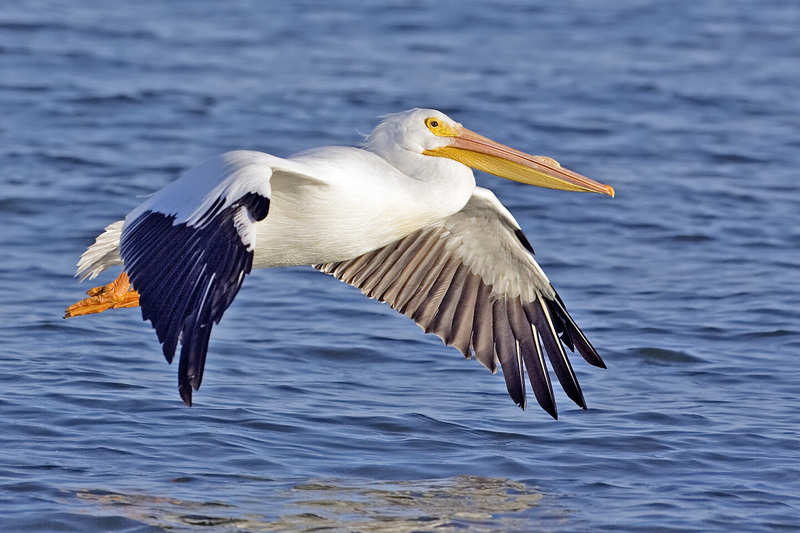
[65,108,614,419]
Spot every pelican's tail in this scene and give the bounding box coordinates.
[76,220,125,281]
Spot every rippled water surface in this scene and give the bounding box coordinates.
[2,1,799,531]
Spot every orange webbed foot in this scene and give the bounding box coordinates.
[64,271,140,318]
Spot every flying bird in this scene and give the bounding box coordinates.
[65,108,614,419]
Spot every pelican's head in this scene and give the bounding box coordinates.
[365,108,615,197]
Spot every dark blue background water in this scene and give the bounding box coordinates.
[2,1,799,531]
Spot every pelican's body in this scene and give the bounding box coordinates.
[253,146,473,268]
[67,109,614,419]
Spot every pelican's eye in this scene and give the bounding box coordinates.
[425,117,457,137]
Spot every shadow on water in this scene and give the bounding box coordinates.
[628,347,703,365]
[72,476,550,532]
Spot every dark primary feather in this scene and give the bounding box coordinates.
[525,299,585,410]
[548,290,607,369]
[508,298,556,418]
[514,228,535,255]
[491,298,526,408]
[120,192,270,406]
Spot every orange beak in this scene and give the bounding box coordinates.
[424,125,615,197]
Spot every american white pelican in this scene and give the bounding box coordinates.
[65,108,614,419]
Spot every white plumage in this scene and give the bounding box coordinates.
[67,108,614,418]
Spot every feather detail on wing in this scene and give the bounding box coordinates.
[315,187,605,419]
[119,151,295,405]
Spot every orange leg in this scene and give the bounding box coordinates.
[64,271,140,318]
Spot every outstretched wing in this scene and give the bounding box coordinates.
[119,150,309,406]
[315,187,605,419]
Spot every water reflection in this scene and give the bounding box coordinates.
[76,475,546,531]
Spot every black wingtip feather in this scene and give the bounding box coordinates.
[507,300,557,418]
[525,300,587,410]
[514,228,535,255]
[179,383,193,406]
[492,299,526,409]
[548,288,607,369]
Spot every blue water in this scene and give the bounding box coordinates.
[2,1,799,531]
